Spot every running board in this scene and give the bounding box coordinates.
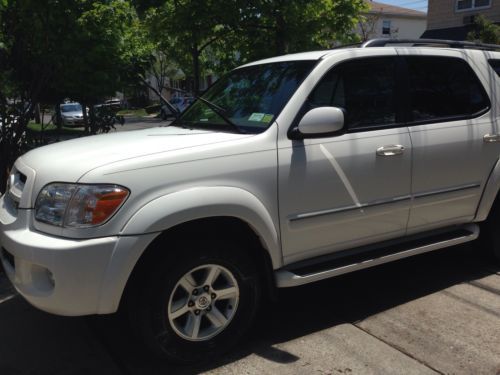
[275,224,479,288]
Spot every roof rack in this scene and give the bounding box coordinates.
[361,38,500,51]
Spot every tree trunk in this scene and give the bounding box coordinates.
[82,101,90,134]
[34,103,41,124]
[89,104,97,135]
[275,10,287,55]
[55,103,62,141]
[192,47,201,95]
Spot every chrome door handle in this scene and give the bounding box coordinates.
[376,145,405,156]
[483,134,500,143]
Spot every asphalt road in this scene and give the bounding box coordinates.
[1,243,499,375]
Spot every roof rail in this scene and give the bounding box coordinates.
[361,38,500,51]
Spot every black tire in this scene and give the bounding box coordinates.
[481,201,500,262]
[129,235,261,363]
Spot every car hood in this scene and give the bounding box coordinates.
[20,126,252,192]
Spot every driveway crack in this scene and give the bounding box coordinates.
[467,280,500,296]
[351,322,444,375]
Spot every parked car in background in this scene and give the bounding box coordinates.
[160,95,195,119]
[53,102,85,127]
[104,98,122,111]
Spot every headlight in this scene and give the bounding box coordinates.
[35,183,129,228]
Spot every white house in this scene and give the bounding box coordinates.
[359,1,427,40]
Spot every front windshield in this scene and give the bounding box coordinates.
[61,104,82,112]
[177,61,316,134]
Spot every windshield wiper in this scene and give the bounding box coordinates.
[195,96,245,134]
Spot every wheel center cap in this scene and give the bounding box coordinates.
[195,294,211,309]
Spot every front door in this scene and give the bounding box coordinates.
[278,56,412,264]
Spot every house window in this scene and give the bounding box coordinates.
[456,0,491,11]
[382,20,391,35]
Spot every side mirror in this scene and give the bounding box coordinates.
[294,107,345,139]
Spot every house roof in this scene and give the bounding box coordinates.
[367,1,427,18]
[421,25,472,40]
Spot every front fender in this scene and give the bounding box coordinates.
[120,186,282,268]
[476,157,500,222]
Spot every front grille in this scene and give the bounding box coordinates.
[1,247,14,269]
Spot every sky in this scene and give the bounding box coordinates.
[375,0,429,13]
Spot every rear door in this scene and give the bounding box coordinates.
[398,50,500,233]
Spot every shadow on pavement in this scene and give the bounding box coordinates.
[0,242,498,375]
[88,242,500,374]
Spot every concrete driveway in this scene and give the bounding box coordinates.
[0,243,499,375]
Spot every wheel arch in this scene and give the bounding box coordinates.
[98,187,281,314]
[118,216,277,314]
[120,186,281,268]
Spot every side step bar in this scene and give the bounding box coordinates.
[275,224,479,288]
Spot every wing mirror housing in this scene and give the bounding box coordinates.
[290,107,345,139]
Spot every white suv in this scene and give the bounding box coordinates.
[1,39,500,362]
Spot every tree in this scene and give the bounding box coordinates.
[467,15,500,44]
[0,0,152,192]
[144,1,240,95]
[149,51,182,96]
[358,11,381,42]
[48,1,153,133]
[238,0,366,60]
[140,0,366,94]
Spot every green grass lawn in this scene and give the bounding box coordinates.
[116,108,148,117]
[27,121,85,136]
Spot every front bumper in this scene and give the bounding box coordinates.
[0,194,157,316]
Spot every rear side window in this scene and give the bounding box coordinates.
[306,57,397,130]
[406,56,489,123]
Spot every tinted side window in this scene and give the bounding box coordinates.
[488,59,500,76]
[307,57,397,130]
[406,57,489,123]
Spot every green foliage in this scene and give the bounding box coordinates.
[0,0,152,108]
[141,0,365,93]
[237,0,366,59]
[0,0,153,191]
[49,1,153,104]
[144,0,238,93]
[467,15,500,44]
